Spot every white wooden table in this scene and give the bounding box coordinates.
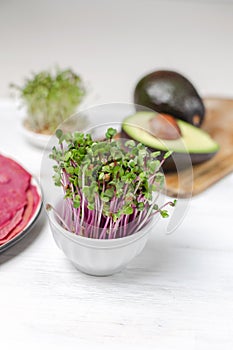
[0,100,233,350]
[1,1,233,349]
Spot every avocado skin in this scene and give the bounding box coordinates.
[120,130,217,172]
[159,151,217,172]
[134,70,205,127]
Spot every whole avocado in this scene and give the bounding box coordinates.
[134,70,205,127]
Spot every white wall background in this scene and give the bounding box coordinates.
[0,0,233,103]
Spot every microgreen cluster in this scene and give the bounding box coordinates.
[11,67,85,134]
[49,128,176,239]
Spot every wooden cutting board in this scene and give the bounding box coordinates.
[165,97,233,198]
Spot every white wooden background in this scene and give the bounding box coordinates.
[1,1,233,349]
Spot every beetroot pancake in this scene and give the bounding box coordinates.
[0,208,25,240]
[30,184,41,213]
[0,155,31,228]
[0,186,37,245]
[0,154,41,247]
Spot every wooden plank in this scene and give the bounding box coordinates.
[165,98,233,197]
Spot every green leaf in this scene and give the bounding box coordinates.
[64,151,72,161]
[105,128,117,139]
[55,129,63,139]
[65,166,75,174]
[151,151,161,158]
[149,160,160,173]
[101,195,110,203]
[98,172,105,180]
[128,159,136,168]
[122,205,134,215]
[137,202,145,211]
[52,173,61,187]
[160,210,169,218]
[170,199,177,207]
[73,195,81,208]
[102,165,111,172]
[83,186,90,197]
[87,202,94,210]
[139,172,146,180]
[104,188,115,198]
[164,150,173,159]
[144,192,152,201]
[125,140,136,148]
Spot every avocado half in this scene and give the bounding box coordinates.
[134,70,205,127]
[122,112,219,171]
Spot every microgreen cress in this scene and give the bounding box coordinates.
[10,67,85,134]
[49,128,176,239]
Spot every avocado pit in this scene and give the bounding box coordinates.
[149,113,182,140]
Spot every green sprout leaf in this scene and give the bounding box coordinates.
[164,150,173,159]
[160,210,169,218]
[73,195,81,208]
[151,151,161,158]
[122,206,134,215]
[125,140,136,148]
[105,128,117,140]
[55,129,63,140]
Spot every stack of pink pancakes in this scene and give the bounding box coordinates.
[0,154,40,246]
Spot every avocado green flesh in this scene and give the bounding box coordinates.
[122,112,219,154]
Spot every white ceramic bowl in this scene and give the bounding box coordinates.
[48,209,155,276]
[19,122,51,149]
